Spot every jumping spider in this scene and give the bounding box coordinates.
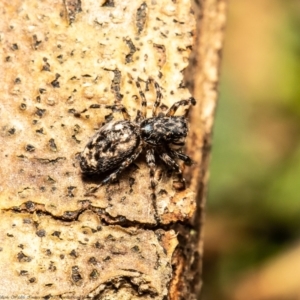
[79,79,196,195]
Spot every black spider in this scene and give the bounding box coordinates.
[79,79,196,195]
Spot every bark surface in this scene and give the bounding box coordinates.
[0,0,226,298]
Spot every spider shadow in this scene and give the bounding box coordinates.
[78,151,183,194]
[80,162,140,188]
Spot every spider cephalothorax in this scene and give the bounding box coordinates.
[140,116,188,149]
[79,79,196,195]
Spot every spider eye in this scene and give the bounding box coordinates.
[143,124,152,133]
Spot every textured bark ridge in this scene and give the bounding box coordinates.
[175,0,227,297]
[0,0,226,298]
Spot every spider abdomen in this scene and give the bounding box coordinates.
[80,120,141,175]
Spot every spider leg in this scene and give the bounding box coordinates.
[159,152,186,190]
[135,110,144,123]
[151,79,163,117]
[170,150,194,166]
[84,146,143,196]
[146,148,159,220]
[146,148,157,193]
[76,103,131,121]
[135,80,147,119]
[104,104,131,121]
[166,97,196,117]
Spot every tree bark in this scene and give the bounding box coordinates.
[0,0,226,299]
[181,0,228,298]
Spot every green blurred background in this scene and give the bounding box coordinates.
[203,0,300,299]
